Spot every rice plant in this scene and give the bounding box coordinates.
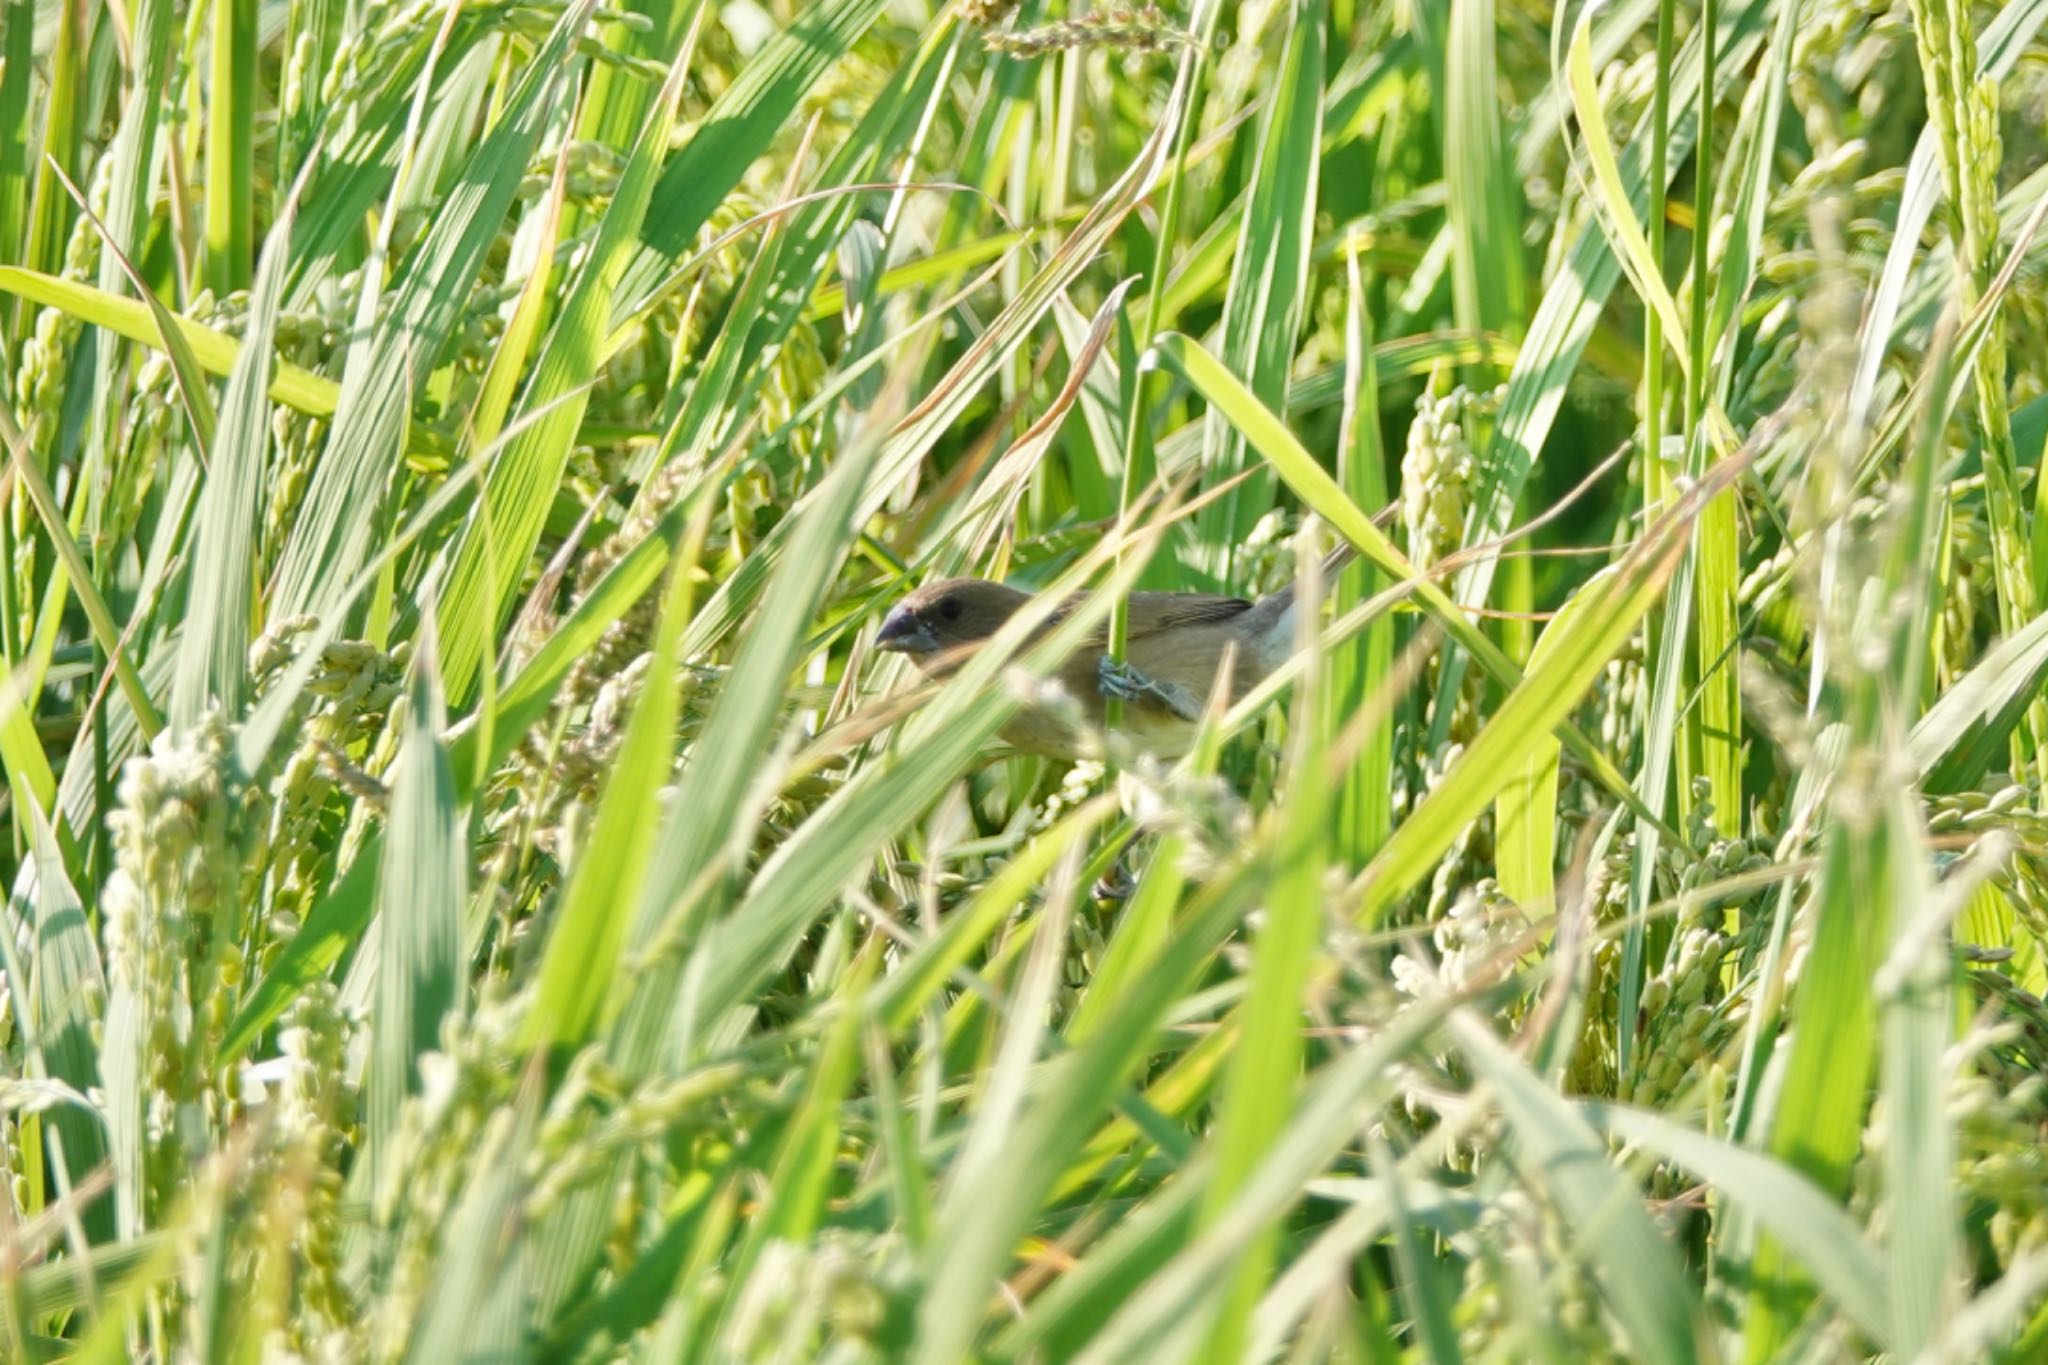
[2,0,2047,1358]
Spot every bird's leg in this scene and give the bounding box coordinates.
[1097,657,1203,722]
[1092,858,1137,903]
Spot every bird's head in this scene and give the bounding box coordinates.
[875,578,1031,662]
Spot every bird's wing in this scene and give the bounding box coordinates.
[1124,592,1256,638]
[1053,591,1255,644]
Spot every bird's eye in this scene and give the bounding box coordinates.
[939,599,963,622]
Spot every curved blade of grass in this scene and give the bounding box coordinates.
[0,408,163,741]
[0,1234,169,1338]
[525,546,699,1056]
[404,1098,538,1364]
[1238,331,1520,416]
[1196,595,1330,1361]
[47,160,217,462]
[0,267,335,428]
[1445,0,1526,345]
[1147,328,1674,839]
[1024,995,1457,1362]
[436,39,693,703]
[1193,0,1323,584]
[9,800,109,1239]
[613,0,892,314]
[1565,6,1691,379]
[1375,1133,1465,1365]
[219,836,382,1063]
[1911,610,2048,792]
[1352,500,1698,925]
[366,631,465,1195]
[1589,1102,1890,1347]
[1454,1013,1705,1365]
[717,943,877,1341]
[171,186,297,727]
[520,412,886,1323]
[271,0,593,617]
[0,663,57,819]
[1328,253,1393,869]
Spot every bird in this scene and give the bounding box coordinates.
[874,543,1358,758]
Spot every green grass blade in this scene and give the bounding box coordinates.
[1454,1013,1705,1364]
[11,800,110,1239]
[403,1099,538,1363]
[0,0,31,275]
[1494,596,1572,911]
[219,838,382,1063]
[1878,807,1953,1354]
[1354,522,1691,926]
[271,0,593,616]
[1192,0,1324,584]
[0,266,344,428]
[1328,257,1394,869]
[1196,613,1329,1360]
[1149,328,1672,837]
[366,630,466,1192]
[1444,0,1526,345]
[525,548,698,1056]
[0,409,165,742]
[171,190,296,728]
[717,944,876,1344]
[435,43,693,703]
[1590,1103,1890,1347]
[613,0,891,314]
[1911,611,2048,791]
[203,0,255,294]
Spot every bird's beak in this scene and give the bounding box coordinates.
[876,606,939,655]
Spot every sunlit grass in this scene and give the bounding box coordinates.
[3,0,2048,1359]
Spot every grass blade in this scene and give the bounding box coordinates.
[366,630,466,1192]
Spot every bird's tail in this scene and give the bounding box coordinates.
[1261,540,1360,612]
[1315,540,1359,581]
[1241,539,1364,665]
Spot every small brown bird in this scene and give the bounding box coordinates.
[875,544,1357,758]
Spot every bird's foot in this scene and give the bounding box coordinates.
[1096,657,1202,721]
[1093,861,1137,902]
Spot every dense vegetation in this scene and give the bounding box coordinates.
[3,0,2048,1357]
